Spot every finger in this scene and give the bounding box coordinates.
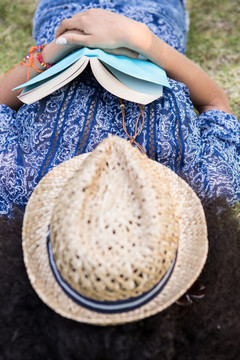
[103,48,139,59]
[56,33,91,46]
[55,18,84,38]
[55,30,85,45]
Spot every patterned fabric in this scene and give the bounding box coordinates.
[0,0,239,215]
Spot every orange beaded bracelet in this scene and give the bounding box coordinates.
[36,44,53,70]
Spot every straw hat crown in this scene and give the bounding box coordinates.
[50,136,179,302]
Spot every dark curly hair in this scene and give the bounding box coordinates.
[0,201,240,360]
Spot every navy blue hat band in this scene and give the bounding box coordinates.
[47,231,177,314]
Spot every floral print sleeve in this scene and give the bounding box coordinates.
[0,105,18,214]
[182,110,240,211]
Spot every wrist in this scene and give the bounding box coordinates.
[138,33,169,69]
[125,22,153,55]
[29,45,55,74]
[42,40,79,65]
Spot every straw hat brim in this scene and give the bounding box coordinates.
[22,151,208,326]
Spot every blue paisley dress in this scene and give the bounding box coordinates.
[0,0,239,215]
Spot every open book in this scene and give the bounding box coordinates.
[13,47,170,105]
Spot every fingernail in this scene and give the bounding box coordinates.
[56,37,68,45]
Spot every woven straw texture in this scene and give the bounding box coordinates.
[22,136,208,326]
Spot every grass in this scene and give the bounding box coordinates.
[187,0,240,118]
[0,0,37,72]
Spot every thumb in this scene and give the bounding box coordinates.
[56,30,87,45]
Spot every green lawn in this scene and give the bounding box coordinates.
[0,1,37,70]
[187,0,240,118]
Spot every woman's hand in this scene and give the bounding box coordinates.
[54,9,152,55]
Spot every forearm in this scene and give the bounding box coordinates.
[0,58,44,110]
[130,29,231,114]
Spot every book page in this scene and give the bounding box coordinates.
[103,63,163,97]
[90,58,161,105]
[18,57,89,104]
[15,48,170,105]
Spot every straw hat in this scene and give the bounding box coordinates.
[22,135,208,326]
